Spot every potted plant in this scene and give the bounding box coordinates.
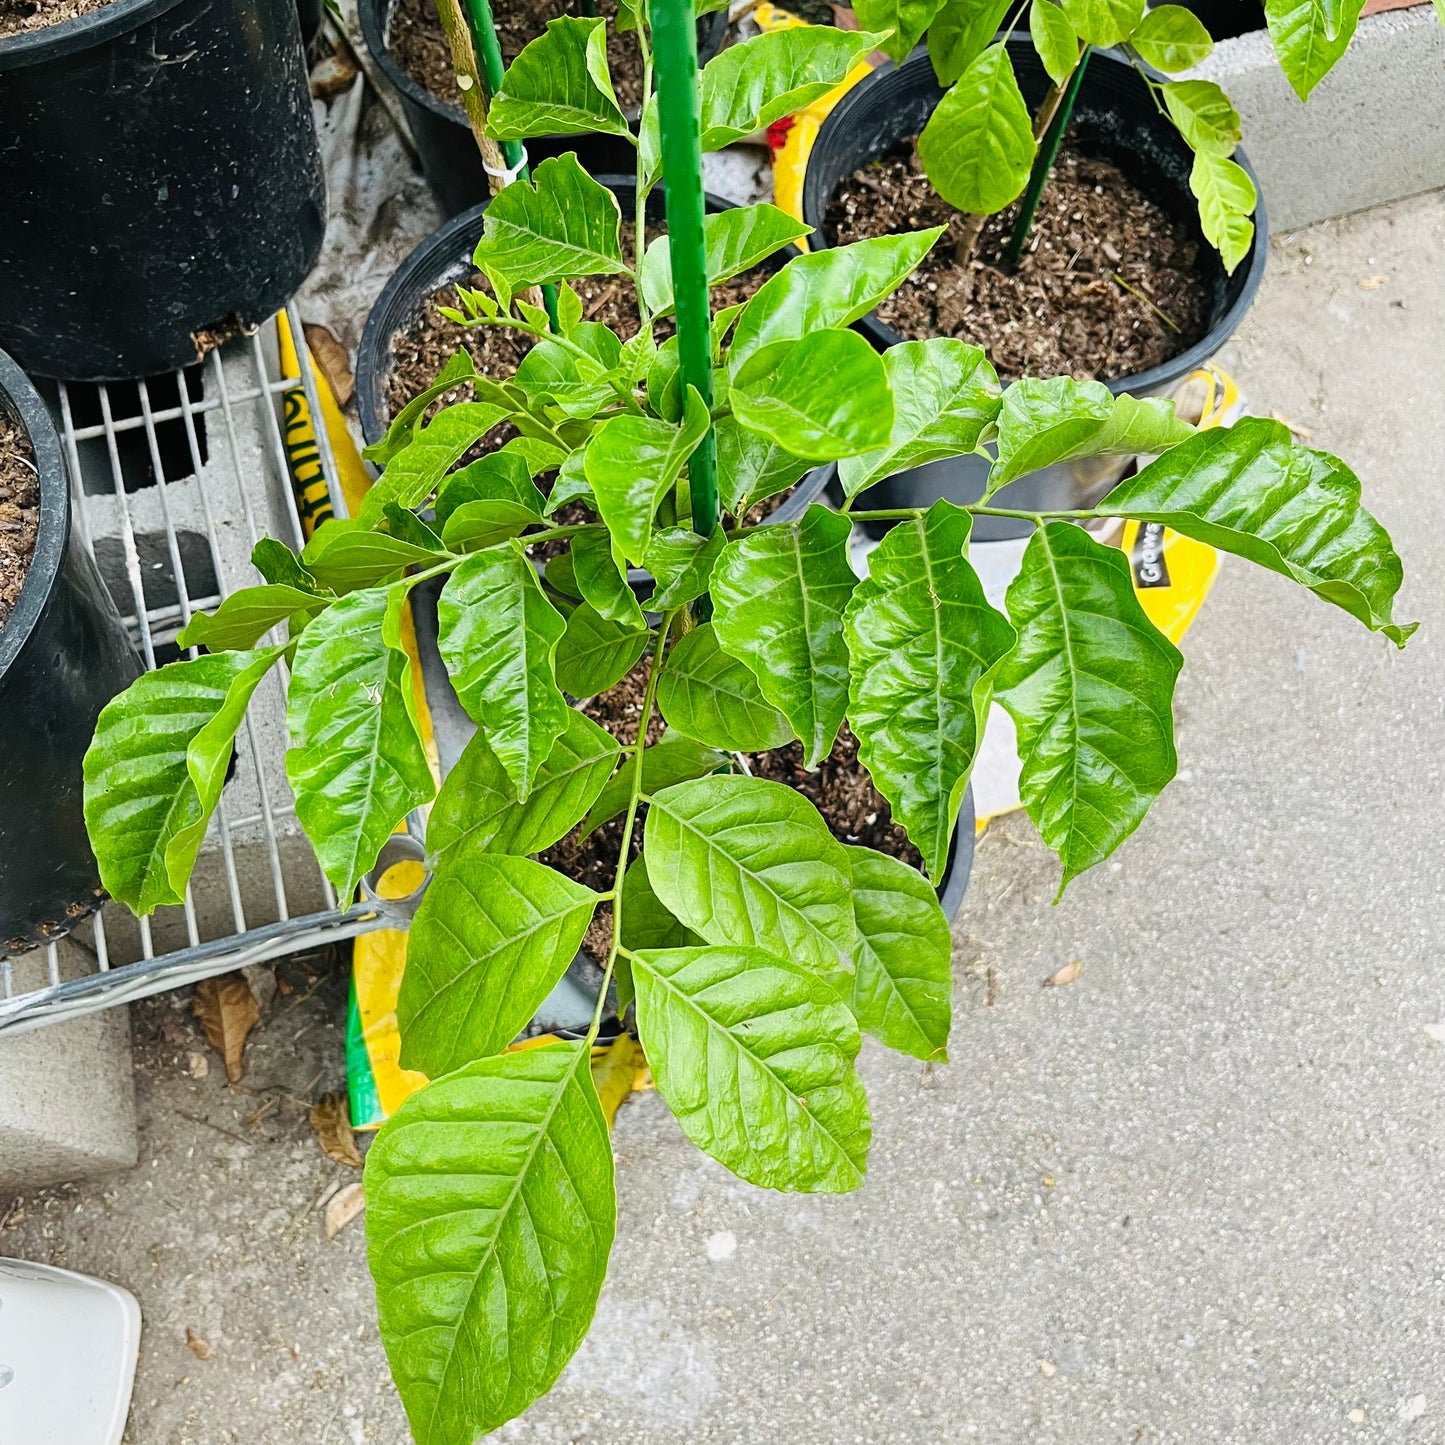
[0,0,325,381]
[0,348,140,950]
[79,1,1411,1438]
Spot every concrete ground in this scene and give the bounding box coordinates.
[4,190,1443,1445]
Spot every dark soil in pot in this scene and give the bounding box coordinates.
[0,417,40,630]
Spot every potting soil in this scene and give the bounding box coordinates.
[0,416,40,633]
[0,0,110,38]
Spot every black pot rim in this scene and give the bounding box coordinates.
[803,42,1269,397]
[0,0,189,69]
[0,348,70,679]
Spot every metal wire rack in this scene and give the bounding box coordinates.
[0,307,399,1037]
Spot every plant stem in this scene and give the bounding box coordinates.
[650,0,719,537]
[1003,45,1091,267]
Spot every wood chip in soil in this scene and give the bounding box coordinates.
[0,0,109,37]
[0,415,41,635]
[824,137,1210,382]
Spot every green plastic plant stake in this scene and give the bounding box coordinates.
[651,0,719,536]
[1003,45,1090,267]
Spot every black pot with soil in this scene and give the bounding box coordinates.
[804,40,1267,540]
[0,347,142,951]
[0,0,326,382]
[359,0,728,217]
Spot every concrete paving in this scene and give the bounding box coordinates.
[2,191,1442,1445]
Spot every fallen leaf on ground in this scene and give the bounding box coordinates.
[310,1092,363,1168]
[1357,275,1388,289]
[185,1328,215,1361]
[193,973,260,1083]
[324,1182,365,1240]
[590,1033,641,1130]
[1045,960,1083,988]
[303,322,355,406]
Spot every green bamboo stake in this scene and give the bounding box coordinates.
[651,0,718,536]
[1003,46,1091,268]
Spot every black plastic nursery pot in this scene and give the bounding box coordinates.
[359,0,728,218]
[803,40,1268,541]
[0,0,326,382]
[0,349,141,951]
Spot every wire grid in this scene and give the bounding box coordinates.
[0,307,394,1036]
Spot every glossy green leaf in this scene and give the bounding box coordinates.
[398,853,597,1073]
[585,387,710,564]
[643,774,855,979]
[554,602,651,697]
[365,1044,614,1445]
[384,503,445,554]
[617,855,701,1007]
[697,28,887,150]
[654,622,794,751]
[1059,0,1144,44]
[580,732,727,839]
[1264,0,1363,100]
[436,546,569,797]
[710,505,856,767]
[918,43,1035,215]
[362,350,477,466]
[472,154,628,294]
[1190,152,1257,274]
[728,230,945,375]
[175,585,324,650]
[545,449,595,517]
[84,647,282,914]
[927,0,1013,85]
[838,338,1001,497]
[855,0,949,67]
[427,708,621,867]
[1030,0,1079,84]
[299,520,442,593]
[1131,3,1214,70]
[513,337,618,421]
[1162,79,1242,157]
[286,586,434,898]
[440,498,542,552]
[1103,417,1416,645]
[251,537,318,590]
[994,522,1181,890]
[435,452,546,526]
[640,204,811,317]
[490,16,630,139]
[358,402,511,524]
[571,527,645,628]
[633,945,870,1191]
[645,527,726,609]
[714,416,817,518]
[847,845,952,1062]
[730,328,893,460]
[844,501,1015,879]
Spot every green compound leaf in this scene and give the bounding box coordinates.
[644,774,855,981]
[358,402,510,525]
[633,945,870,1192]
[427,708,620,868]
[1264,0,1363,101]
[838,338,1001,497]
[490,16,630,140]
[917,44,1034,216]
[1103,417,1416,645]
[994,522,1182,892]
[1131,2,1214,70]
[927,0,1013,85]
[714,416,817,519]
[84,647,282,915]
[585,387,710,565]
[571,526,645,628]
[727,230,945,375]
[855,0,950,67]
[286,586,434,899]
[710,505,856,768]
[640,204,812,317]
[697,28,887,150]
[645,526,726,609]
[1162,79,1242,157]
[847,845,953,1062]
[580,731,727,838]
[175,585,325,650]
[1190,152,1257,274]
[365,1043,614,1445]
[1030,0,1080,85]
[436,545,569,799]
[1059,0,1144,45]
[989,377,1194,493]
[554,602,652,697]
[654,621,795,751]
[398,852,597,1074]
[844,501,1016,880]
[300,520,443,594]
[472,154,628,293]
[730,328,893,460]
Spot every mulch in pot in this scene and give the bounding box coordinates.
[824,136,1210,382]
[0,0,109,37]
[0,415,40,634]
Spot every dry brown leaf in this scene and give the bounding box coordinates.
[303,322,355,407]
[310,48,360,99]
[590,1034,641,1130]
[185,1328,215,1361]
[310,1092,363,1168]
[1045,959,1083,988]
[324,1181,366,1240]
[193,973,260,1083]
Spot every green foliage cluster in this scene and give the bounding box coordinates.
[80,7,1413,1441]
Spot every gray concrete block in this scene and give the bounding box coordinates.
[0,941,136,1190]
[1197,7,1445,232]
